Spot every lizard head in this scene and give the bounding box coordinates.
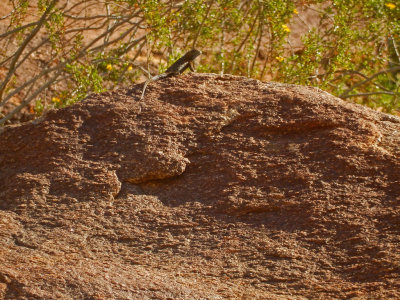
[188,49,202,59]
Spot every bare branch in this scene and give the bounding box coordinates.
[0,0,59,101]
[0,67,64,125]
[339,66,400,98]
[192,0,214,49]
[0,21,40,39]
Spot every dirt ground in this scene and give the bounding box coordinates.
[0,73,399,299]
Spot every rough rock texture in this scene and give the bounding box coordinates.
[0,73,399,299]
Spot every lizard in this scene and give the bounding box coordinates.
[139,49,201,101]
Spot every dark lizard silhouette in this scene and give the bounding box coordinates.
[139,49,201,100]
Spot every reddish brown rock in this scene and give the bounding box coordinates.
[0,73,399,299]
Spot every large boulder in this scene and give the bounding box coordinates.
[0,73,399,298]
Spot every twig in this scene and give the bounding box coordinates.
[250,3,263,76]
[340,91,397,99]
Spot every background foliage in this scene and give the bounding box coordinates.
[0,0,399,124]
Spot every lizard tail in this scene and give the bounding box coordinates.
[139,73,169,101]
[139,79,151,101]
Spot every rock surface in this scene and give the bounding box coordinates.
[0,73,399,299]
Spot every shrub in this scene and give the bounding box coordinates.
[0,0,398,124]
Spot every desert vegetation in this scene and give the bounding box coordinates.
[0,0,399,124]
